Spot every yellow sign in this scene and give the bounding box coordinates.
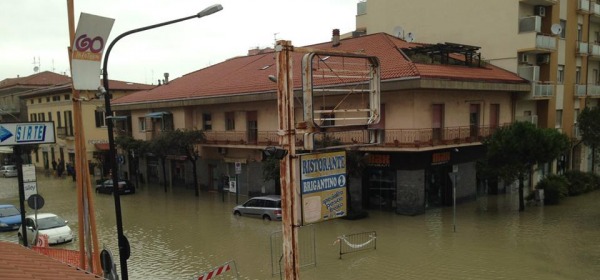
[300,151,347,224]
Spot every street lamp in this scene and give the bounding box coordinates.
[100,4,223,279]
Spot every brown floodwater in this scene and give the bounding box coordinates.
[1,175,599,279]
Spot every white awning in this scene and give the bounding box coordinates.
[145,112,171,118]
[0,146,13,154]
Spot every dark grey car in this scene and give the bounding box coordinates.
[233,195,282,221]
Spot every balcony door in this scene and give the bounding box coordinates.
[469,104,480,140]
[247,111,257,144]
[432,104,444,143]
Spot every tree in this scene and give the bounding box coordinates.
[577,106,600,172]
[167,129,205,197]
[115,135,148,187]
[149,132,174,192]
[483,121,570,211]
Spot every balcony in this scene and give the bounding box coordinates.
[56,127,66,139]
[578,0,591,13]
[536,35,557,50]
[519,0,558,5]
[588,84,600,97]
[592,2,600,22]
[518,65,540,81]
[519,16,541,33]
[575,84,588,97]
[577,41,589,56]
[204,125,504,150]
[589,43,600,60]
[531,81,554,99]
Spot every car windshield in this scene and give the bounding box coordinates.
[36,216,67,230]
[0,207,20,217]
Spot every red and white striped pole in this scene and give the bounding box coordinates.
[197,263,231,280]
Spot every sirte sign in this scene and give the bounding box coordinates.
[0,122,56,146]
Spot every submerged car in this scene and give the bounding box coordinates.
[18,213,74,245]
[0,165,17,178]
[95,179,136,195]
[0,204,21,231]
[233,195,282,221]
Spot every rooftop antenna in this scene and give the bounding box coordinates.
[406,32,415,42]
[392,26,404,39]
[32,56,40,73]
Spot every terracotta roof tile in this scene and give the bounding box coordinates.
[113,33,527,105]
[0,242,102,279]
[0,71,71,89]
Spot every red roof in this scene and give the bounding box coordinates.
[113,33,526,105]
[0,71,71,89]
[0,242,102,279]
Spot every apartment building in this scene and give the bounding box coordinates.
[15,76,153,175]
[355,0,599,174]
[112,32,529,215]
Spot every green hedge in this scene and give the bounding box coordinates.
[535,175,569,205]
[534,171,600,205]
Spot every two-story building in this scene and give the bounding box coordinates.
[111,32,530,215]
[18,77,153,176]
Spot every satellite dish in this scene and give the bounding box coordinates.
[406,32,415,42]
[392,26,404,39]
[33,66,39,73]
[551,24,562,35]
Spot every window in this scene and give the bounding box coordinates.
[64,94,70,101]
[64,110,73,136]
[30,99,34,104]
[560,20,566,39]
[558,65,564,84]
[47,112,52,122]
[490,104,500,129]
[37,113,45,121]
[30,113,36,121]
[138,117,146,131]
[203,113,212,130]
[225,112,235,130]
[38,98,42,103]
[594,69,600,85]
[576,66,581,84]
[56,111,62,128]
[555,109,563,128]
[578,24,583,41]
[46,97,50,102]
[95,110,106,127]
[52,96,60,101]
[320,107,335,127]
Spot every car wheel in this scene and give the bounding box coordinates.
[263,215,271,221]
[234,211,241,216]
[17,233,22,241]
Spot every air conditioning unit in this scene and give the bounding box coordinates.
[535,5,546,17]
[537,54,550,64]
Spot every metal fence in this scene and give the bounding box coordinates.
[270,224,316,277]
[335,231,377,259]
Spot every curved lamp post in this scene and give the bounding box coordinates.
[100,4,223,279]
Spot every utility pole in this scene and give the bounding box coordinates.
[275,40,301,279]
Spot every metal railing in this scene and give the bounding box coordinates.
[205,124,503,149]
[270,225,316,277]
[335,231,377,259]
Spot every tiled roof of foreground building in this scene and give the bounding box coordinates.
[0,242,102,279]
[112,32,527,105]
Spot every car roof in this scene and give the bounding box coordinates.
[251,195,281,201]
[25,213,58,219]
[0,204,18,209]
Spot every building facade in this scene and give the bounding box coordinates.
[355,0,600,175]
[112,33,530,215]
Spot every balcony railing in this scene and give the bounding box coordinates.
[578,41,589,55]
[592,2,600,19]
[518,65,540,81]
[575,84,587,97]
[588,84,600,97]
[532,81,554,98]
[578,0,591,13]
[520,0,558,5]
[204,125,504,149]
[536,34,557,50]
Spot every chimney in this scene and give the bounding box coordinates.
[332,29,340,47]
[163,72,169,84]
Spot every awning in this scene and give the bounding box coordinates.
[94,143,110,151]
[0,146,12,154]
[145,112,171,118]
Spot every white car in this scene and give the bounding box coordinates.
[18,213,74,245]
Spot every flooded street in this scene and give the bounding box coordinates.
[1,175,599,279]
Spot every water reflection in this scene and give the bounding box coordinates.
[1,175,599,279]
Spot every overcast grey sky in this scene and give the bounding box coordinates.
[0,0,357,85]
